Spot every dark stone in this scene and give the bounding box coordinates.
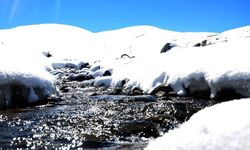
[109,88,124,95]
[42,51,52,57]
[120,54,135,59]
[113,121,160,138]
[126,87,143,95]
[160,43,177,53]
[127,95,157,102]
[150,85,173,97]
[78,62,90,69]
[194,43,201,47]
[201,40,207,46]
[67,73,94,82]
[213,88,243,102]
[194,40,207,47]
[65,63,78,69]
[103,70,112,76]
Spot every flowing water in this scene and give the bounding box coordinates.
[0,91,216,149]
[0,68,217,149]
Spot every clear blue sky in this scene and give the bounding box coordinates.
[0,0,249,32]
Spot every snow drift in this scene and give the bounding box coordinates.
[109,37,250,98]
[0,44,56,108]
[146,98,250,150]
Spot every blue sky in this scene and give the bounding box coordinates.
[0,0,249,32]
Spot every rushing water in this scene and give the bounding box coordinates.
[0,100,154,149]
[0,93,216,149]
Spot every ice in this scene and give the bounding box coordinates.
[146,98,250,150]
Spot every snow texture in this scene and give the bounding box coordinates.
[1,24,250,108]
[146,98,250,150]
[0,43,56,108]
[110,37,250,98]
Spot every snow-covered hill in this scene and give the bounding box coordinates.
[0,23,250,106]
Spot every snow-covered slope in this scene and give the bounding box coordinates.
[88,25,250,99]
[109,37,250,98]
[146,98,250,150]
[94,25,215,61]
[1,24,250,108]
[0,24,94,61]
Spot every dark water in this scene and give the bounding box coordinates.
[0,96,216,149]
[0,77,217,149]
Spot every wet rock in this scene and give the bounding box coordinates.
[103,70,112,76]
[201,40,207,46]
[108,88,124,95]
[160,43,177,53]
[194,43,201,47]
[150,85,173,97]
[113,121,160,138]
[213,88,243,102]
[125,87,143,95]
[67,73,94,82]
[194,40,208,47]
[126,95,157,103]
[78,62,90,69]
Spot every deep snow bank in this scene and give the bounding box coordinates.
[0,46,56,109]
[108,37,250,98]
[146,98,250,150]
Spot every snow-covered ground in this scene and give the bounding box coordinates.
[0,24,250,107]
[146,98,250,150]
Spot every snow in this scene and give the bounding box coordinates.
[109,36,250,98]
[1,23,250,107]
[0,41,56,108]
[1,23,250,148]
[146,98,250,150]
